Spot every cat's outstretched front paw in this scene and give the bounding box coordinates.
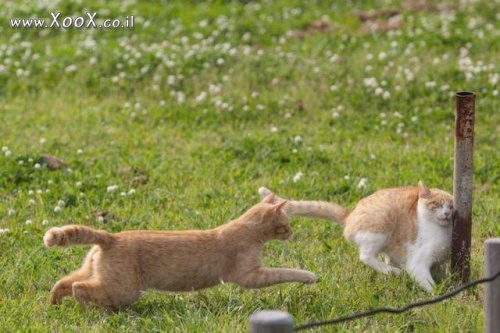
[301,271,318,284]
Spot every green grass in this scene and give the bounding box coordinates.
[0,0,498,331]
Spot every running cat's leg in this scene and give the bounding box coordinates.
[50,248,97,304]
[232,268,317,288]
[72,279,141,309]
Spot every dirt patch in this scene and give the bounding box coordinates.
[356,0,457,34]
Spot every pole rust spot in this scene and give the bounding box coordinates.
[455,92,475,140]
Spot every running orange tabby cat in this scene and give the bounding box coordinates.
[259,182,453,292]
[44,194,317,309]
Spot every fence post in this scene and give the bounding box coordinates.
[451,91,475,284]
[249,310,294,333]
[485,238,500,333]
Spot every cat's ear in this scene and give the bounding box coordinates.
[418,181,431,198]
[273,200,287,213]
[262,193,276,204]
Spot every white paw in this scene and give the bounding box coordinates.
[43,227,63,247]
[389,267,402,275]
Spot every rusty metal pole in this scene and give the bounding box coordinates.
[451,91,475,283]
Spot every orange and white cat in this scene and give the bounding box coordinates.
[259,182,453,292]
[44,194,317,309]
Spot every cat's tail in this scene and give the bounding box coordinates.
[259,187,349,226]
[43,225,116,248]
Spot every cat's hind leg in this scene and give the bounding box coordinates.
[50,247,97,304]
[354,232,401,275]
[50,268,92,304]
[72,279,141,309]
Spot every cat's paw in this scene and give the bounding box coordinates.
[258,187,274,201]
[301,272,318,284]
[43,227,63,247]
[388,267,402,275]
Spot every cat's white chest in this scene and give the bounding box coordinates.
[408,215,452,264]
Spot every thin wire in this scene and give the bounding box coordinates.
[295,270,500,331]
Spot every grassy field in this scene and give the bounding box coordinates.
[0,0,498,331]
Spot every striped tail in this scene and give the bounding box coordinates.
[259,187,350,225]
[43,225,116,248]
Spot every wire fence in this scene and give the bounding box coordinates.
[294,269,500,331]
[250,256,500,333]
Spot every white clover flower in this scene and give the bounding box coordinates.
[128,189,136,196]
[382,91,391,100]
[177,92,185,104]
[120,192,127,196]
[209,84,221,95]
[0,228,10,236]
[65,65,77,73]
[270,126,278,133]
[330,85,338,92]
[54,206,62,213]
[2,146,8,152]
[216,58,225,66]
[28,199,36,205]
[242,32,251,41]
[293,172,303,183]
[344,175,350,180]
[39,138,46,145]
[294,136,303,144]
[42,220,49,226]
[440,84,450,91]
[363,77,377,88]
[76,181,82,187]
[7,209,15,216]
[329,54,340,63]
[25,220,33,225]
[195,91,207,104]
[107,185,119,192]
[4,150,12,157]
[34,163,41,170]
[357,178,368,189]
